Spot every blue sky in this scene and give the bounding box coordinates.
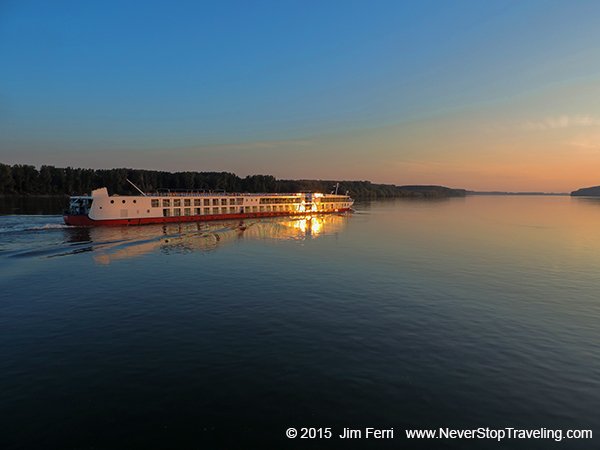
[2,0,600,190]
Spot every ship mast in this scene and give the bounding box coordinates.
[126,178,147,196]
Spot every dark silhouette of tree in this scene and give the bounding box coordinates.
[0,163,466,198]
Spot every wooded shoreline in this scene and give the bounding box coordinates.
[0,163,466,199]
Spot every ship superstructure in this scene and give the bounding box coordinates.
[64,186,353,226]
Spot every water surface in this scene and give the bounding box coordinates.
[1,196,599,449]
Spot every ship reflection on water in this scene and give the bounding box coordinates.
[71,214,349,265]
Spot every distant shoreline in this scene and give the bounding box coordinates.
[469,191,568,196]
[570,186,600,197]
[0,163,580,198]
[0,163,466,199]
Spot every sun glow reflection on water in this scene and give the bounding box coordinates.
[1,197,599,449]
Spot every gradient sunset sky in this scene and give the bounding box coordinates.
[1,0,600,191]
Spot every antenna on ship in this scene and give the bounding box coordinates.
[126,178,147,196]
[334,182,340,195]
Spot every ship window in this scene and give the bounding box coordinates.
[163,208,170,217]
[122,200,126,204]
[252,206,258,212]
[204,208,210,214]
[229,207,236,213]
[133,200,137,204]
[221,207,227,214]
[163,199,170,207]
[194,208,201,215]
[236,198,243,205]
[212,207,219,214]
[204,199,210,206]
[221,199,227,205]
[212,199,219,206]
[184,208,191,216]
[110,200,114,204]
[151,199,159,207]
[174,208,181,216]
[174,199,181,207]
[184,199,191,206]
[194,199,201,206]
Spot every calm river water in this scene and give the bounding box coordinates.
[1,196,599,449]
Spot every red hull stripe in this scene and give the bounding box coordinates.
[64,209,352,227]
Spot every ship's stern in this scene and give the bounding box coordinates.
[64,195,94,226]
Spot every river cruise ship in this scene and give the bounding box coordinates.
[64,184,354,226]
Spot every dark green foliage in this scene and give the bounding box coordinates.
[0,163,466,198]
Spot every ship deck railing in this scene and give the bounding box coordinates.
[144,192,305,197]
[133,192,350,197]
[80,190,351,198]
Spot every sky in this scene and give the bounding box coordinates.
[1,0,600,191]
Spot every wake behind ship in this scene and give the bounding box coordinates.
[64,185,354,226]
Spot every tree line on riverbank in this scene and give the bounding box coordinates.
[0,163,466,198]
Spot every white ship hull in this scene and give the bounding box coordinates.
[64,188,354,226]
